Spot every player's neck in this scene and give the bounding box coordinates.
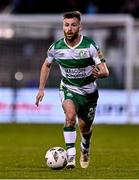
[66,34,81,47]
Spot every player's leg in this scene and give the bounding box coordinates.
[59,87,78,168]
[62,99,77,168]
[77,93,98,168]
[78,118,93,168]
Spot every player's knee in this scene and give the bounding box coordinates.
[65,112,76,126]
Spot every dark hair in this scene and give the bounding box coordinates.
[63,11,81,21]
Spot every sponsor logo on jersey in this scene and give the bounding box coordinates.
[65,68,86,78]
[66,92,73,97]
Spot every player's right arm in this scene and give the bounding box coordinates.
[35,58,51,107]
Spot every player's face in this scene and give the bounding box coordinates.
[63,18,81,41]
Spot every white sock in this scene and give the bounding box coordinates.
[63,126,76,156]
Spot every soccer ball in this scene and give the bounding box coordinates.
[45,147,67,169]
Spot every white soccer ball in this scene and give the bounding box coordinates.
[45,147,67,169]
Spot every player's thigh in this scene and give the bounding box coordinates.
[78,103,97,133]
[78,99,97,124]
[62,99,76,116]
[63,99,77,126]
[59,87,77,114]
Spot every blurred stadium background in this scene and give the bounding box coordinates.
[0,0,139,124]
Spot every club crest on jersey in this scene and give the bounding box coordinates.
[79,50,88,58]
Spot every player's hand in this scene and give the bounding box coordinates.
[35,90,44,107]
[92,65,100,79]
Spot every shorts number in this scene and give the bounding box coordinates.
[88,107,96,119]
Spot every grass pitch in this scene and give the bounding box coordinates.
[0,123,139,179]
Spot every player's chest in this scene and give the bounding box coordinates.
[54,48,90,59]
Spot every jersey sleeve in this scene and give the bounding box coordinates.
[90,44,106,65]
[47,44,55,63]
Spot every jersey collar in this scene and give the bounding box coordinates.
[64,35,83,49]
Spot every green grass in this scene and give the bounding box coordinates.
[0,123,139,179]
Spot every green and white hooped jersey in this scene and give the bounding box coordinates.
[47,35,105,96]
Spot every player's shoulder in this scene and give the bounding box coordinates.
[83,36,98,50]
[50,38,66,50]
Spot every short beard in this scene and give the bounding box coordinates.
[65,32,78,42]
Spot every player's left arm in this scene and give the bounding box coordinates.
[90,43,109,79]
[92,62,109,79]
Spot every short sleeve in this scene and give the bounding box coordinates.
[47,44,55,63]
[90,44,106,65]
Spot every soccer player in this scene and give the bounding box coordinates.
[35,11,109,168]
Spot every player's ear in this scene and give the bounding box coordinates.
[79,23,82,31]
